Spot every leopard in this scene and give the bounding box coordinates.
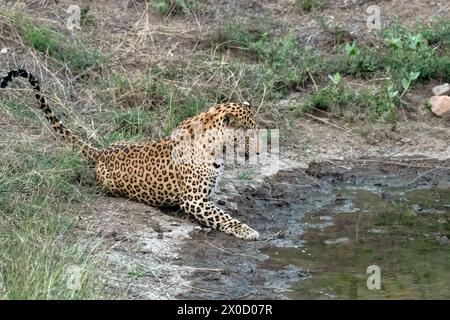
[0,69,261,240]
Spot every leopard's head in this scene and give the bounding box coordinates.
[172,102,261,165]
[215,103,261,163]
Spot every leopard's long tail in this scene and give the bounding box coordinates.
[0,69,101,162]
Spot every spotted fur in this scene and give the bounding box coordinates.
[1,69,260,240]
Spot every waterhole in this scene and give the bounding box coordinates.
[179,160,450,299]
[261,185,450,299]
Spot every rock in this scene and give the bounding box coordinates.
[429,96,450,118]
[368,228,385,234]
[436,235,449,245]
[432,83,450,96]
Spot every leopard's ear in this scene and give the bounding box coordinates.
[223,113,240,128]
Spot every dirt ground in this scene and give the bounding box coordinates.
[1,0,449,299]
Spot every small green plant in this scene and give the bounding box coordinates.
[344,42,360,57]
[298,73,344,112]
[376,84,399,120]
[328,72,342,86]
[237,171,252,181]
[423,99,432,110]
[406,33,423,49]
[387,36,403,50]
[400,71,421,99]
[343,42,378,76]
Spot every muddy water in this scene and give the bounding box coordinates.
[178,160,450,299]
[263,186,450,299]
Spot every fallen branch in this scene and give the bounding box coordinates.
[263,230,284,242]
[304,113,353,133]
[181,284,229,296]
[204,240,262,260]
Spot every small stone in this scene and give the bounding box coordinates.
[368,228,385,234]
[324,237,350,245]
[437,235,449,245]
[432,83,450,96]
[429,96,450,118]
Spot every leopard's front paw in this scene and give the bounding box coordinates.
[227,223,259,241]
[243,226,260,240]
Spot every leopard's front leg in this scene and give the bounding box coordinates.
[180,197,259,240]
[177,164,259,240]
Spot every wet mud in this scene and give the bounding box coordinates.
[177,159,450,299]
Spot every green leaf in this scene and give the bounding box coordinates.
[407,34,423,49]
[409,71,420,81]
[388,84,399,98]
[345,42,360,56]
[328,72,342,86]
[402,78,410,91]
[388,37,402,50]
